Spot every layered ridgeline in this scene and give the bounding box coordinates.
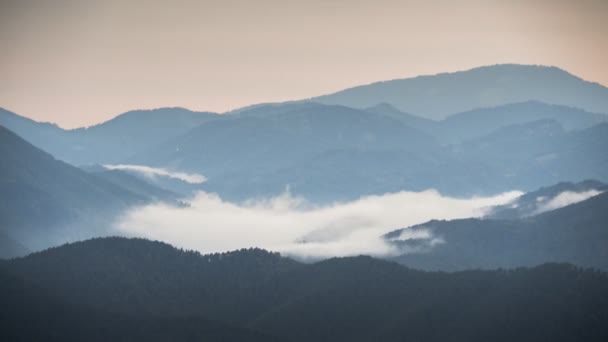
[129,101,608,201]
[0,107,218,165]
[2,65,608,201]
[2,237,608,342]
[129,102,453,201]
[2,60,608,342]
[0,126,180,257]
[386,181,608,271]
[366,100,608,144]
[312,64,608,119]
[4,116,605,271]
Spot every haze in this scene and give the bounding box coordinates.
[115,189,523,258]
[1,0,607,128]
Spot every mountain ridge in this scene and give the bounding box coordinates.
[311,64,608,119]
[387,187,608,271]
[4,236,608,342]
[0,125,181,256]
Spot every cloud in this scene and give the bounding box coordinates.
[534,190,603,214]
[114,189,522,260]
[385,227,446,254]
[388,228,434,241]
[103,164,207,184]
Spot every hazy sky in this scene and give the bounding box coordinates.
[1,0,607,128]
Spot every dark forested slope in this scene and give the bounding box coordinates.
[388,190,608,271]
[3,237,608,342]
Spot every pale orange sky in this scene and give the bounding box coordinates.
[1,0,607,128]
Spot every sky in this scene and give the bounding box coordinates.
[1,0,607,128]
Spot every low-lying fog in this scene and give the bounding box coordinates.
[114,189,522,259]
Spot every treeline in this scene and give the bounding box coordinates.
[2,237,608,341]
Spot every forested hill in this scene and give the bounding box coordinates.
[388,189,608,271]
[3,237,608,342]
[0,271,281,342]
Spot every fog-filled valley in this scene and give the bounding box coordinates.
[2,64,608,341]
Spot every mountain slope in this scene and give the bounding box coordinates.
[364,101,608,145]
[0,107,219,165]
[4,237,608,342]
[0,271,280,342]
[0,126,167,255]
[387,189,608,271]
[250,258,608,342]
[455,120,608,191]
[436,101,608,143]
[130,113,608,200]
[364,102,439,132]
[130,103,441,201]
[68,107,219,164]
[0,107,72,160]
[5,237,302,323]
[87,168,182,204]
[312,64,608,119]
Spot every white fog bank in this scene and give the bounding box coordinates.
[103,164,207,184]
[534,189,603,215]
[114,189,522,259]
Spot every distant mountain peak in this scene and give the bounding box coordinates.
[78,107,219,131]
[312,64,608,119]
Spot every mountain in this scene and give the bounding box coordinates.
[0,107,219,165]
[5,71,608,202]
[68,107,219,164]
[364,102,439,132]
[454,120,608,191]
[0,126,173,256]
[0,271,280,342]
[129,105,608,200]
[312,64,608,120]
[4,237,608,342]
[130,102,443,201]
[4,238,302,322]
[387,189,608,271]
[0,107,72,160]
[436,101,608,143]
[235,148,492,201]
[364,100,608,145]
[85,167,183,204]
